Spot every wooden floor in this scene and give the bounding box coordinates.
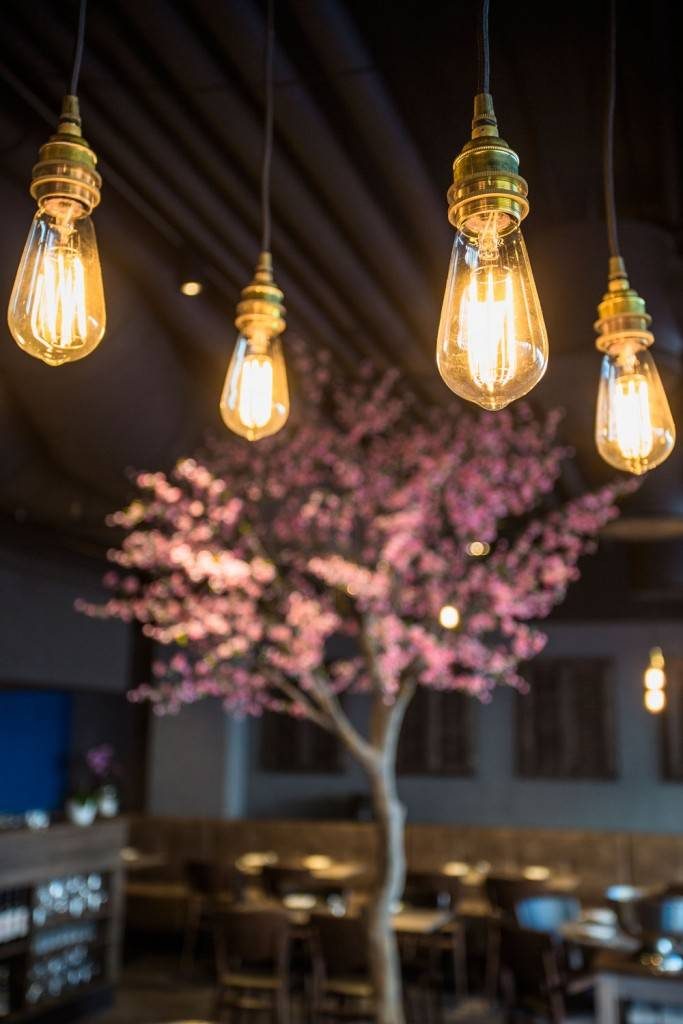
[81,953,502,1024]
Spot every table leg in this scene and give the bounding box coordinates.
[595,974,620,1024]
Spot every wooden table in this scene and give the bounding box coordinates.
[234,898,451,936]
[392,908,453,935]
[121,847,168,872]
[594,951,683,1024]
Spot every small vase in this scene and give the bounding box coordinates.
[66,799,97,827]
[97,786,119,818]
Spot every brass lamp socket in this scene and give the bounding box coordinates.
[447,93,529,236]
[234,251,286,341]
[594,256,654,354]
[30,95,102,216]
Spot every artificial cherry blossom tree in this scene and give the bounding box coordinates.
[80,341,627,1024]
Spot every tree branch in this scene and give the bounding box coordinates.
[270,677,334,732]
[309,671,377,770]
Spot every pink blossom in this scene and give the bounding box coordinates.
[77,341,630,717]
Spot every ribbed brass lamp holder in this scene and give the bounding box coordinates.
[447,93,529,236]
[235,251,286,341]
[594,256,654,354]
[30,95,101,215]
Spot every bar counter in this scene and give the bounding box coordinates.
[0,819,127,1021]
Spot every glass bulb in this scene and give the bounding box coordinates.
[436,214,548,410]
[644,647,666,691]
[219,330,289,441]
[595,341,675,475]
[645,688,666,714]
[8,201,105,366]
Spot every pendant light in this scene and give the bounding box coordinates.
[643,647,667,714]
[7,0,105,367]
[219,0,289,442]
[594,0,675,475]
[436,0,548,411]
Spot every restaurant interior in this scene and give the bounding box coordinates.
[1,0,683,1022]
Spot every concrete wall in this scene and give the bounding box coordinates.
[0,547,131,693]
[146,701,250,818]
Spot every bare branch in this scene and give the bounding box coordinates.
[270,677,335,732]
[309,671,377,770]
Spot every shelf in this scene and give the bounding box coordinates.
[28,937,111,963]
[4,981,111,1022]
[30,908,111,933]
[0,941,28,961]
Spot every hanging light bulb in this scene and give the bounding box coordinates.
[437,55,547,409]
[593,0,674,474]
[8,95,104,366]
[594,260,675,475]
[219,252,289,441]
[219,0,289,442]
[8,0,104,367]
[643,647,667,714]
[644,647,666,690]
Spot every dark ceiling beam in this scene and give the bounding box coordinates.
[186,0,439,381]
[286,0,450,280]
[92,1,365,357]
[1,6,362,374]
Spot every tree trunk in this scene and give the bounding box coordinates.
[366,756,407,1024]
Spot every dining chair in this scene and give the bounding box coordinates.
[212,908,291,1023]
[401,873,468,1010]
[403,871,454,910]
[310,911,440,1024]
[261,865,316,900]
[498,922,593,1023]
[310,913,375,1022]
[181,860,229,975]
[486,876,545,921]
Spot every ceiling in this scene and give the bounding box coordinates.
[0,0,682,611]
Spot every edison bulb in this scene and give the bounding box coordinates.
[219,330,289,441]
[437,213,548,410]
[595,342,675,475]
[8,200,105,366]
[644,648,666,691]
[645,688,666,714]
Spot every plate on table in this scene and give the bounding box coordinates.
[283,893,316,910]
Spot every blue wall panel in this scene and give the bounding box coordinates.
[0,691,72,813]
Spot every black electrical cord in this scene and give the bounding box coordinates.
[260,0,275,254]
[477,0,491,95]
[69,0,87,96]
[604,0,621,261]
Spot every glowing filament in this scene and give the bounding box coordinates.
[460,271,517,395]
[611,373,654,461]
[29,235,88,354]
[645,689,666,714]
[237,354,274,429]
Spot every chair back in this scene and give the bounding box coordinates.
[499,923,564,1008]
[486,875,543,918]
[515,894,580,934]
[637,896,683,940]
[184,860,225,898]
[261,865,314,899]
[312,913,369,978]
[217,909,289,969]
[403,870,456,909]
